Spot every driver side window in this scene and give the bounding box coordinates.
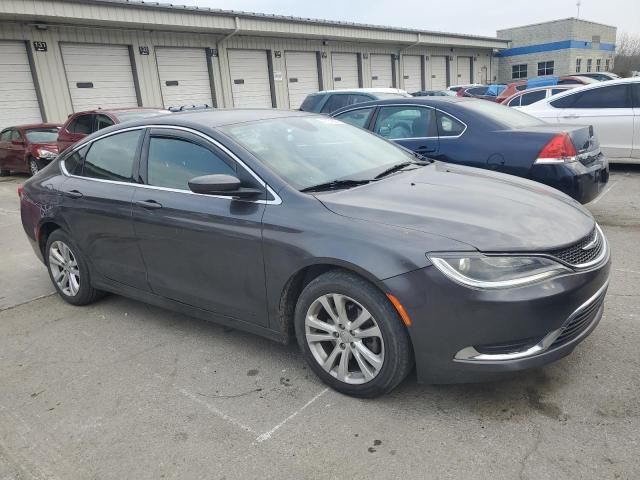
[373,106,436,139]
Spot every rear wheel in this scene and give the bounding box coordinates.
[45,230,104,305]
[295,270,413,398]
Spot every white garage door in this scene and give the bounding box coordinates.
[156,47,213,109]
[61,44,138,112]
[402,55,423,93]
[227,49,272,108]
[430,56,448,90]
[370,54,393,88]
[285,51,319,109]
[0,41,42,130]
[331,53,359,89]
[456,56,472,84]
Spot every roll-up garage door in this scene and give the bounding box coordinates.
[331,53,359,89]
[0,41,42,130]
[285,51,319,109]
[370,54,393,88]
[227,49,273,108]
[402,55,423,93]
[430,56,448,90]
[156,47,213,109]
[456,56,472,84]
[61,44,138,112]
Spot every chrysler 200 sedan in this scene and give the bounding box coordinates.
[20,110,610,398]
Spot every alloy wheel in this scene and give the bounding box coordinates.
[305,293,384,384]
[48,240,80,297]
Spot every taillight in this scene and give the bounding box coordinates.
[535,133,577,164]
[18,185,24,200]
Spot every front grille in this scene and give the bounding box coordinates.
[551,292,605,349]
[474,336,541,355]
[546,228,603,267]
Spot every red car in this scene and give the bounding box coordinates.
[0,123,62,176]
[57,107,169,154]
[495,76,596,104]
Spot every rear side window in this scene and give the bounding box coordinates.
[69,114,95,134]
[63,146,88,175]
[146,137,235,191]
[570,85,631,109]
[506,95,521,107]
[436,111,466,137]
[95,115,114,131]
[349,94,374,104]
[83,130,142,182]
[632,84,640,108]
[515,84,527,91]
[334,107,374,128]
[519,90,546,106]
[300,94,324,112]
[320,94,353,114]
[551,88,567,95]
[0,130,12,142]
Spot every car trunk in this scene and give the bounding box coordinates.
[511,123,600,165]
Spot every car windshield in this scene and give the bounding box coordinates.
[220,116,414,190]
[25,128,60,142]
[113,110,169,122]
[462,100,543,128]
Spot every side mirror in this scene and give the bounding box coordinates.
[188,174,264,199]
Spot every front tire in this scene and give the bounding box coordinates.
[29,157,43,176]
[294,270,413,398]
[45,230,104,306]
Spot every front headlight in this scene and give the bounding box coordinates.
[37,148,57,160]
[428,254,571,289]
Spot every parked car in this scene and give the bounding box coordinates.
[496,76,597,104]
[412,90,457,97]
[447,83,484,92]
[574,72,620,82]
[522,77,640,164]
[332,97,608,203]
[20,109,610,397]
[299,88,411,114]
[57,108,169,154]
[458,84,507,101]
[0,123,62,176]
[503,85,577,108]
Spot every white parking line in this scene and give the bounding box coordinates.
[590,181,618,205]
[179,388,257,434]
[255,388,329,443]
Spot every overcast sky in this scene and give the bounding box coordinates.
[176,0,639,38]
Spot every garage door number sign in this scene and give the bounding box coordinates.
[33,41,48,52]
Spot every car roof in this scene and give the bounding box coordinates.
[72,107,167,115]
[310,88,409,95]
[329,96,476,115]
[540,76,640,100]
[118,108,316,129]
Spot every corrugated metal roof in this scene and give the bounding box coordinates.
[69,0,507,43]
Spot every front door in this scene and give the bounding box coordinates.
[58,128,149,290]
[132,128,268,325]
[371,105,439,157]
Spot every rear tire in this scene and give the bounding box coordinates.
[45,230,104,306]
[294,270,413,398]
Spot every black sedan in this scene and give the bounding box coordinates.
[20,110,610,397]
[331,97,609,203]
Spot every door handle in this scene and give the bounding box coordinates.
[136,199,163,210]
[64,189,83,199]
[561,114,579,119]
[415,147,436,154]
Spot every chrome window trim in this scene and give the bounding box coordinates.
[454,279,609,362]
[59,124,282,206]
[333,103,468,139]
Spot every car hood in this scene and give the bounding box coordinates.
[29,142,59,151]
[318,162,594,252]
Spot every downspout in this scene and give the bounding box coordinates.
[216,16,240,107]
[219,16,241,45]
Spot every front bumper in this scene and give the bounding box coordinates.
[382,254,610,384]
[529,154,609,204]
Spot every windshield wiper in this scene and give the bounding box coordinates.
[300,179,370,193]
[374,161,418,180]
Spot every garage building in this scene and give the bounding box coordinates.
[0,0,508,129]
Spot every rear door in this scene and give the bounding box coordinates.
[132,128,268,325]
[58,113,95,153]
[9,129,26,169]
[0,129,12,170]
[371,105,439,156]
[551,83,633,159]
[59,128,149,290]
[632,83,640,160]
